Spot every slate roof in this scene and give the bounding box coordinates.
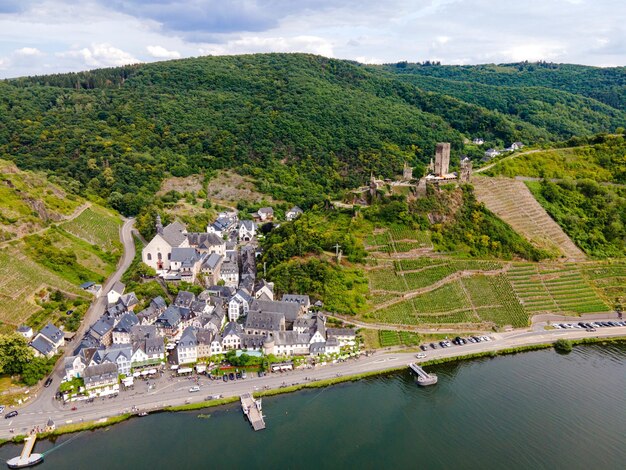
[130,324,158,341]
[202,253,223,270]
[90,317,115,337]
[272,331,311,346]
[205,285,236,298]
[118,293,139,309]
[250,299,302,322]
[178,326,198,348]
[110,281,125,295]
[174,291,196,308]
[190,300,209,314]
[258,207,274,216]
[39,323,64,344]
[171,247,201,267]
[245,310,284,332]
[195,328,214,346]
[223,321,244,338]
[83,363,118,387]
[326,328,356,337]
[161,221,187,247]
[241,334,265,349]
[240,220,255,231]
[282,294,311,307]
[156,306,182,328]
[30,336,54,356]
[151,296,168,311]
[187,232,224,248]
[113,313,139,333]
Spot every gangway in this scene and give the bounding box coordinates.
[409,363,438,386]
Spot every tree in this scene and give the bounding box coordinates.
[0,334,34,375]
[21,357,51,386]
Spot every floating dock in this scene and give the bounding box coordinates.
[6,434,43,469]
[240,393,265,431]
[409,363,438,386]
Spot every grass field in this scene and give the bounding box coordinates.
[61,206,122,254]
[378,330,422,347]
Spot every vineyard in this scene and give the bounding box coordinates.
[365,265,530,327]
[364,225,432,254]
[0,247,88,328]
[378,330,422,347]
[507,264,609,315]
[61,206,122,254]
[581,261,626,305]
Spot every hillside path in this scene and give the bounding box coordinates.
[0,202,91,248]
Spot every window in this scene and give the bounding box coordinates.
[147,253,152,261]
[157,253,162,261]
[168,253,171,260]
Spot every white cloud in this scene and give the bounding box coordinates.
[0,0,624,78]
[14,47,43,56]
[199,35,334,57]
[502,43,566,62]
[57,43,139,67]
[147,45,181,59]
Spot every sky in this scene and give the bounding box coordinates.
[0,0,624,78]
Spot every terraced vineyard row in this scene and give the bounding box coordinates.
[0,248,88,326]
[61,206,122,253]
[366,276,528,327]
[507,264,609,315]
[581,262,626,305]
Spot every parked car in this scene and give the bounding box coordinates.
[5,411,18,419]
[222,375,228,382]
[228,373,235,381]
[241,371,247,379]
[44,377,53,388]
[420,345,428,351]
[236,372,242,379]
[430,343,437,349]
[0,405,5,413]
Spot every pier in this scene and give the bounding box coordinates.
[409,363,438,386]
[6,433,43,469]
[240,393,266,431]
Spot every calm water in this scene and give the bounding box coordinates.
[2,344,625,470]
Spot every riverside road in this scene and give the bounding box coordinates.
[2,325,625,439]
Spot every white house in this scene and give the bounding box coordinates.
[254,280,274,301]
[484,148,500,159]
[326,328,357,347]
[222,322,243,350]
[169,247,203,282]
[207,216,237,238]
[142,217,189,271]
[286,206,303,221]
[228,290,253,322]
[187,232,226,256]
[472,138,485,145]
[64,355,87,381]
[30,323,64,358]
[256,207,274,222]
[238,220,256,241]
[220,259,239,287]
[107,281,125,306]
[177,326,198,365]
[17,325,33,340]
[83,363,119,397]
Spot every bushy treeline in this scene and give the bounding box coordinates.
[2,53,623,224]
[528,179,626,258]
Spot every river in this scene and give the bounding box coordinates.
[2,343,625,469]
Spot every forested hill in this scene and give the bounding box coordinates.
[1,54,625,217]
[382,61,626,110]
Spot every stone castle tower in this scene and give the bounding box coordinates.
[460,157,472,183]
[403,162,413,180]
[434,143,451,176]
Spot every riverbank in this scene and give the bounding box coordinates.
[3,334,623,446]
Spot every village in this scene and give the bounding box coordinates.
[18,206,358,402]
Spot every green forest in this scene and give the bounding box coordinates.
[1,54,625,226]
